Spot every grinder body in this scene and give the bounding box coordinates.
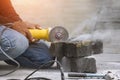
[29,26,69,42]
[29,29,49,41]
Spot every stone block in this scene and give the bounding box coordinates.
[62,57,97,73]
[49,41,99,73]
[50,41,93,58]
[91,40,103,54]
[64,41,92,58]
[50,42,65,57]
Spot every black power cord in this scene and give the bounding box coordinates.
[0,46,20,77]
[0,27,20,76]
[24,60,65,80]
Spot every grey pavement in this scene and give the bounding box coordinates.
[0,53,120,80]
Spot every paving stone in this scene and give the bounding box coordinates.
[64,41,92,57]
[50,40,103,57]
[91,40,103,54]
[50,42,65,57]
[50,41,93,58]
[50,41,102,73]
[62,57,97,73]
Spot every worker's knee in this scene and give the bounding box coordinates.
[0,26,29,60]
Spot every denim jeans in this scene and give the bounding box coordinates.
[0,25,29,60]
[0,25,53,68]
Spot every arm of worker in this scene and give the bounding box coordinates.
[11,21,41,43]
[0,0,41,43]
[0,15,21,25]
[0,15,38,43]
[0,0,22,24]
[0,16,42,43]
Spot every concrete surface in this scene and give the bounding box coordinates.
[0,53,120,80]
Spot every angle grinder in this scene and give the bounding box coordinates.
[29,26,69,42]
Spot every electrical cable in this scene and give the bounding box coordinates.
[24,60,65,80]
[0,27,20,76]
[0,46,20,76]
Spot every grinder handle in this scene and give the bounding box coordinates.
[29,29,49,41]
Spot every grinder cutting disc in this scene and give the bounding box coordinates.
[49,26,69,42]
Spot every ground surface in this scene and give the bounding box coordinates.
[0,53,120,80]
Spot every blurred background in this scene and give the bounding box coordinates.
[11,0,120,54]
[11,0,97,31]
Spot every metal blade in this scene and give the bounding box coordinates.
[49,26,69,42]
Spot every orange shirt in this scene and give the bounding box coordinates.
[0,0,21,24]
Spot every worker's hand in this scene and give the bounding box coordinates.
[11,21,41,43]
[24,21,42,29]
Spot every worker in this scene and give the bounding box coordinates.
[0,0,54,68]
